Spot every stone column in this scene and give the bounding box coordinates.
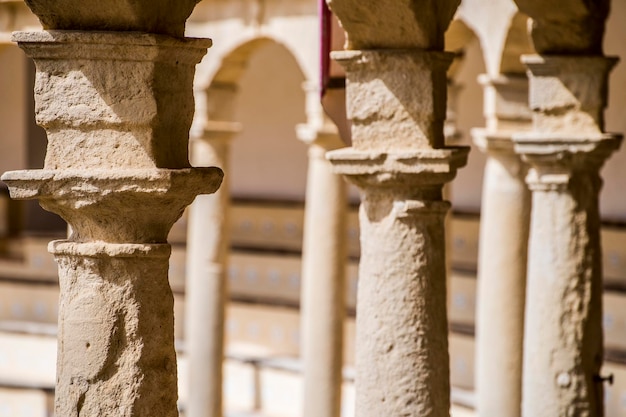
[443,78,463,308]
[327,49,469,417]
[472,74,531,417]
[185,119,239,417]
[2,28,222,417]
[514,55,622,417]
[298,119,347,417]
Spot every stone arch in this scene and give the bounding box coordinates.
[196,36,310,201]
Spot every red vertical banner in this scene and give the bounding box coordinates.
[320,0,332,98]
[319,1,350,143]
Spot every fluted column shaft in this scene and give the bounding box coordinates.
[515,55,622,417]
[299,123,347,417]
[185,121,239,417]
[2,30,222,417]
[328,49,468,417]
[472,74,531,417]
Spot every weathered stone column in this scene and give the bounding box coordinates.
[185,118,239,417]
[514,55,622,417]
[1,7,222,415]
[472,74,531,417]
[327,47,468,415]
[298,115,347,417]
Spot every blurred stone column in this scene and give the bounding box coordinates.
[3,26,222,417]
[443,77,463,308]
[514,55,621,417]
[185,110,240,417]
[298,111,347,417]
[472,74,531,417]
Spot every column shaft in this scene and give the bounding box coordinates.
[53,242,177,416]
[523,167,604,416]
[185,131,232,417]
[475,143,529,416]
[356,188,450,416]
[473,75,531,417]
[301,136,347,417]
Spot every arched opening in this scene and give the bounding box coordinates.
[206,38,309,202]
[444,18,487,213]
[229,41,308,201]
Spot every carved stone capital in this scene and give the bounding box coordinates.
[23,0,201,37]
[326,0,460,50]
[1,168,222,243]
[13,31,212,170]
[522,54,618,135]
[513,133,622,191]
[327,146,469,191]
[332,49,454,151]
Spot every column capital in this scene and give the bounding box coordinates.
[332,49,454,151]
[326,0,459,50]
[327,147,469,191]
[13,30,212,170]
[1,168,222,243]
[522,54,618,135]
[4,30,223,245]
[514,133,622,191]
[22,0,200,37]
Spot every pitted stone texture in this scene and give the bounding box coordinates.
[327,147,468,417]
[328,148,468,188]
[24,0,200,37]
[332,50,453,152]
[326,0,460,49]
[514,136,622,417]
[13,31,212,170]
[356,188,450,417]
[50,242,177,417]
[513,0,609,54]
[522,55,617,136]
[1,168,223,243]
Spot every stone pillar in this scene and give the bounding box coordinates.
[472,74,531,417]
[185,119,239,417]
[443,78,463,308]
[514,55,622,417]
[298,119,347,417]
[327,49,469,417]
[2,29,222,417]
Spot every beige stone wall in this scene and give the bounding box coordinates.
[601,0,626,221]
[0,46,26,172]
[228,41,309,201]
